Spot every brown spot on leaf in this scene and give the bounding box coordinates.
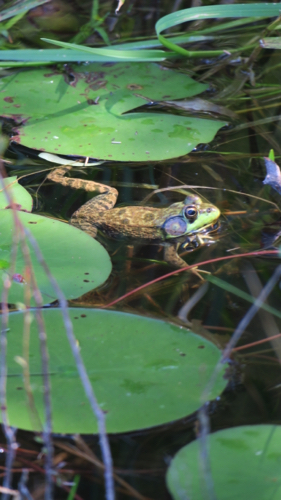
[44,72,59,77]
[5,203,22,210]
[4,96,13,103]
[127,84,143,90]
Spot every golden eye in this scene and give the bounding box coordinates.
[184,205,198,220]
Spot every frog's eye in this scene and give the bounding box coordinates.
[163,216,187,237]
[184,205,198,221]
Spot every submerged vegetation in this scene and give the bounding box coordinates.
[1,0,281,499]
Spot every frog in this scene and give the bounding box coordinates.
[47,166,220,268]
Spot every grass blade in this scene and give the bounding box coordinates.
[41,38,169,62]
[156,3,281,56]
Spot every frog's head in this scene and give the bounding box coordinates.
[162,194,220,239]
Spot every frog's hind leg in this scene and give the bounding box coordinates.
[47,166,118,237]
[70,218,99,238]
[47,166,117,201]
[70,191,119,238]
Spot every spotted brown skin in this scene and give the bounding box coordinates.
[47,166,220,268]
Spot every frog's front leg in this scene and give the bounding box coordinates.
[164,243,189,268]
[47,166,118,238]
[164,243,208,279]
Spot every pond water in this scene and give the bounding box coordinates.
[1,7,281,500]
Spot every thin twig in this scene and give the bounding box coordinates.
[0,170,54,500]
[55,438,151,500]
[17,231,54,500]
[23,227,115,500]
[0,427,18,500]
[0,168,20,500]
[18,470,34,500]
[198,264,281,499]
[0,486,19,499]
[0,167,114,498]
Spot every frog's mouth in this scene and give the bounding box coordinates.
[192,219,220,234]
[179,220,221,251]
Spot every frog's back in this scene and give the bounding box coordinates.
[95,205,168,239]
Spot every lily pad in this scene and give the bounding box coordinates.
[0,63,226,161]
[0,176,32,211]
[4,308,227,433]
[166,424,281,500]
[0,210,111,305]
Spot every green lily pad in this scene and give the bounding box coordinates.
[4,308,226,433]
[0,210,111,305]
[0,176,32,211]
[0,63,226,161]
[167,424,281,500]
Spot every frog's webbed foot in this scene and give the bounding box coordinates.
[194,234,216,246]
[181,233,216,250]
